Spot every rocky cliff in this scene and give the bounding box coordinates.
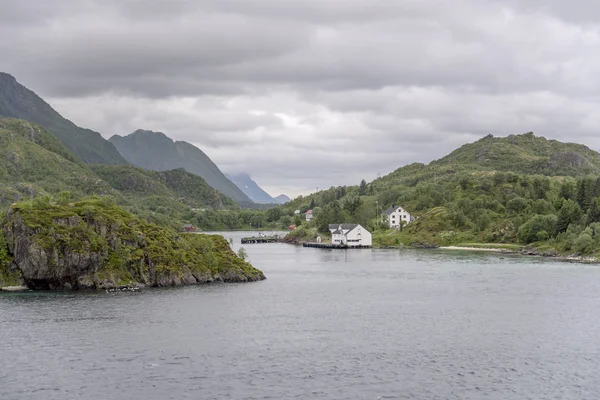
[2,198,265,290]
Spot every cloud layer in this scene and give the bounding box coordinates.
[2,0,600,197]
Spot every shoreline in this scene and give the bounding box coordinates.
[439,246,514,253]
[439,245,599,264]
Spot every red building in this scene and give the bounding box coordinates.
[183,224,197,232]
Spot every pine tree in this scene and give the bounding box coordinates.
[559,181,575,200]
[557,199,582,234]
[594,178,600,197]
[587,198,600,225]
[576,178,594,211]
[359,179,367,195]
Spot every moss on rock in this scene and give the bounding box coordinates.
[2,198,265,290]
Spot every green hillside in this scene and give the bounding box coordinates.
[281,133,600,257]
[91,165,235,211]
[0,72,127,165]
[109,130,253,204]
[0,118,237,229]
[433,133,600,175]
[0,118,116,204]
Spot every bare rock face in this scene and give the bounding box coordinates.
[3,211,108,289]
[548,152,593,170]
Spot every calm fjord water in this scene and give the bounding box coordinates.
[2,231,600,400]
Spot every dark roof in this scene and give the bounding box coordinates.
[328,223,358,231]
[383,205,409,215]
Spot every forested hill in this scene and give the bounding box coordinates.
[281,133,600,257]
[432,132,600,175]
[0,72,127,165]
[0,118,236,229]
[109,130,252,204]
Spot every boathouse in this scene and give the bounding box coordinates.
[328,224,372,247]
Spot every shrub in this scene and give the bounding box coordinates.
[237,247,248,261]
[574,233,593,254]
[507,197,528,213]
[518,214,558,244]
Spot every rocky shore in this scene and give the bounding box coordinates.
[1,199,266,291]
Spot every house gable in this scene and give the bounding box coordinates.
[384,204,413,227]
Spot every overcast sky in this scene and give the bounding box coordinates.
[2,0,600,197]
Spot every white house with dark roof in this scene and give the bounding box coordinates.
[328,224,372,247]
[305,209,313,222]
[382,205,414,228]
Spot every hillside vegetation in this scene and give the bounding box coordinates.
[280,133,600,258]
[0,72,126,165]
[0,118,237,229]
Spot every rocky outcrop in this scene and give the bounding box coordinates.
[548,152,595,170]
[2,199,265,290]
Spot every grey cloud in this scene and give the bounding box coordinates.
[2,0,589,98]
[491,0,600,24]
[4,0,600,196]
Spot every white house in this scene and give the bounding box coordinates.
[305,209,313,222]
[383,205,414,228]
[328,224,372,247]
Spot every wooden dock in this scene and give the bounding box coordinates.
[241,236,281,244]
[302,242,371,249]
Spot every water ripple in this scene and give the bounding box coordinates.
[2,233,600,399]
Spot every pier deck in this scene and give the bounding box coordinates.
[241,236,281,244]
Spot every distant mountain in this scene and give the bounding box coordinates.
[109,130,252,204]
[0,72,127,165]
[273,194,291,204]
[226,173,288,204]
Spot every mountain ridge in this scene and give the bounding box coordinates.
[226,173,289,204]
[109,129,252,204]
[274,194,291,204]
[0,72,127,165]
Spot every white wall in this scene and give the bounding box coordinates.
[388,207,412,228]
[345,225,372,247]
[332,232,343,244]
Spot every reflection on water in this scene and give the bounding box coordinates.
[2,231,600,400]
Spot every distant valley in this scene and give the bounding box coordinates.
[226,173,289,204]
